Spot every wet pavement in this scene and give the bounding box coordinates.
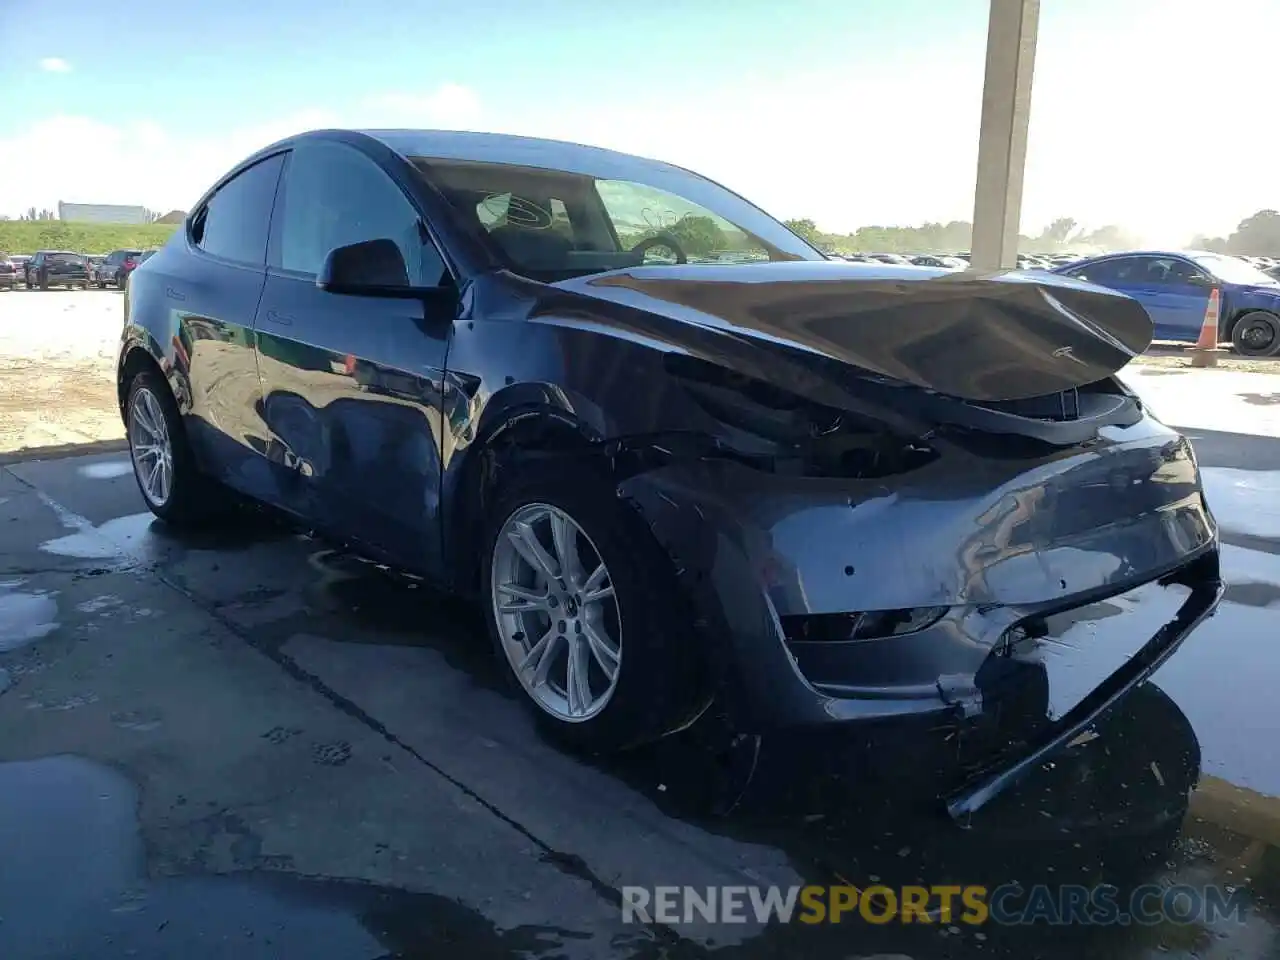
[2,419,1280,957]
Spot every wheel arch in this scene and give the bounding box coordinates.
[442,399,604,597]
[117,335,190,422]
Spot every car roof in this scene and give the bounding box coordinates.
[357,129,686,177]
[1074,250,1218,262]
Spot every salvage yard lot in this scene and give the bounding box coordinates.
[2,287,1280,959]
[0,289,124,455]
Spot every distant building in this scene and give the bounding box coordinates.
[57,202,149,225]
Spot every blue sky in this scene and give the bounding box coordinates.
[2,0,1277,242]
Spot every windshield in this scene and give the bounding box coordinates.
[412,155,821,280]
[1190,253,1279,286]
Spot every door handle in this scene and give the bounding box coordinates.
[264,309,294,326]
[165,287,186,301]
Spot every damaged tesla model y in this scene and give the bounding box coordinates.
[117,129,1223,815]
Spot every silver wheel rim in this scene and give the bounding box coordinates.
[491,502,622,723]
[128,387,173,507]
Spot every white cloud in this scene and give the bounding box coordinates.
[0,85,484,217]
[38,58,71,73]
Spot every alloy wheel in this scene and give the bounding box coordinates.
[128,386,174,507]
[491,502,622,723]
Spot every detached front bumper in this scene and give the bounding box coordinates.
[618,414,1221,814]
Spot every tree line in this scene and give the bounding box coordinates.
[783,210,1280,257]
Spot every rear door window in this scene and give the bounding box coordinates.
[191,153,285,266]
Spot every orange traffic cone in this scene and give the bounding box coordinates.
[1191,288,1221,368]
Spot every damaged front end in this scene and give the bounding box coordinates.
[606,348,1220,820]
[550,264,1223,815]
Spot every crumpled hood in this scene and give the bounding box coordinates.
[553,261,1153,402]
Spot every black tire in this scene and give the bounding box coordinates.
[1230,311,1280,357]
[124,370,230,526]
[480,459,707,753]
[38,275,48,290]
[97,281,106,289]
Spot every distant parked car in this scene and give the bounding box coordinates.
[1057,250,1280,355]
[0,254,18,290]
[24,250,89,290]
[98,249,145,288]
[868,253,912,265]
[910,254,967,270]
[86,255,108,283]
[1265,263,1280,282]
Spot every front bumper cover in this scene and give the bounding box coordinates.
[617,414,1221,816]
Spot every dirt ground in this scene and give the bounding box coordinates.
[0,289,123,456]
[1,287,1277,459]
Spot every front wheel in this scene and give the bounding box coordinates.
[482,462,707,753]
[1231,311,1280,358]
[125,371,229,525]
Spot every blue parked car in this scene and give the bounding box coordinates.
[1054,250,1280,356]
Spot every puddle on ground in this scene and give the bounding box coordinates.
[0,580,58,652]
[0,755,620,960]
[38,505,155,562]
[37,496,294,567]
[1239,393,1280,406]
[78,459,134,480]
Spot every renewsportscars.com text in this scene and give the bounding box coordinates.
[621,884,1248,927]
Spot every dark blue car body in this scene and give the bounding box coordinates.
[1054,250,1280,354]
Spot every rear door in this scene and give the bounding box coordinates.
[169,153,285,495]
[255,138,455,572]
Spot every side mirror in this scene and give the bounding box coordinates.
[316,238,446,301]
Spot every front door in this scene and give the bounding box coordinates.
[254,139,454,574]
[1121,257,1211,342]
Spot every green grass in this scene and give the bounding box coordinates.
[0,221,180,256]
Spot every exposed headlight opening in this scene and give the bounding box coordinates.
[663,354,938,479]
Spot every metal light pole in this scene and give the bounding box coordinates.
[969,0,1040,271]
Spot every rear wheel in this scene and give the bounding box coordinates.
[1231,311,1280,357]
[482,461,707,753]
[125,370,229,525]
[97,281,106,289]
